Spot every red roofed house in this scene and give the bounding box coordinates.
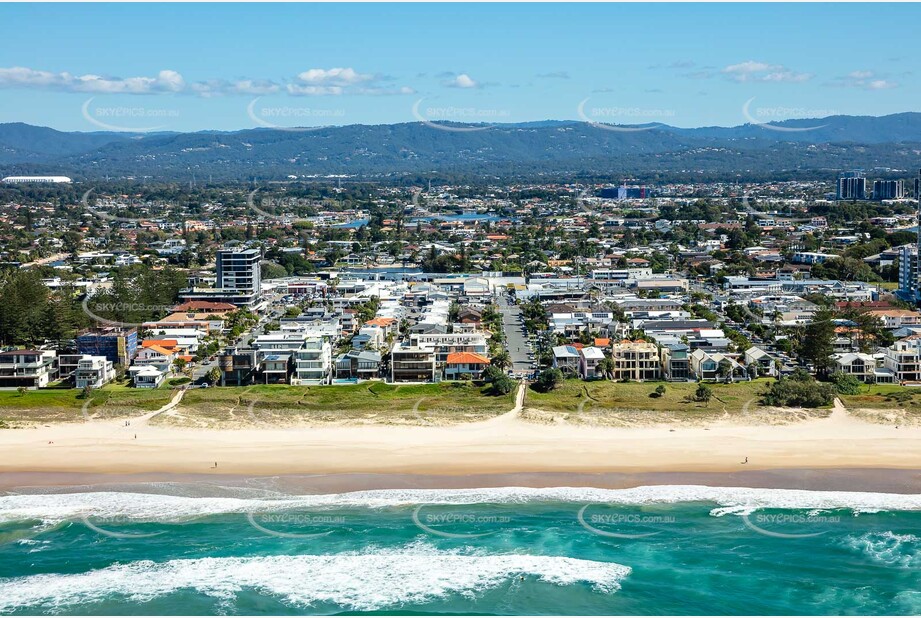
[445,351,491,380]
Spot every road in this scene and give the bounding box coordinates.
[495,291,534,376]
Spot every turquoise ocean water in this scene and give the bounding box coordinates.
[0,484,918,615]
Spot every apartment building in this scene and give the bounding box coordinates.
[408,332,489,363]
[609,341,661,381]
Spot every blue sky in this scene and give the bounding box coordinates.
[0,3,917,132]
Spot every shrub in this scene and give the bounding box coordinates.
[534,368,563,392]
[829,371,862,396]
[761,376,835,408]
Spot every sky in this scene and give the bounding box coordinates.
[0,3,917,133]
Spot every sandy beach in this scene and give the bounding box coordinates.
[1,391,920,481]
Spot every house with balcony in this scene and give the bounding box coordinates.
[609,341,661,381]
[74,355,115,389]
[833,352,891,383]
[552,345,581,376]
[445,351,491,380]
[883,337,921,382]
[0,350,58,389]
[261,354,291,384]
[291,338,332,385]
[744,346,779,377]
[578,347,606,380]
[390,343,437,382]
[659,342,691,381]
[129,364,166,389]
[690,349,747,382]
[334,349,382,381]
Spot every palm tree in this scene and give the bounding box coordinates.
[597,357,615,380]
[491,350,512,371]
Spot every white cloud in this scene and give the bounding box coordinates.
[447,74,478,89]
[833,70,899,90]
[295,67,376,87]
[722,61,812,83]
[0,66,414,97]
[0,67,185,94]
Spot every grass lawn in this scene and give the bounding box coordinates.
[161,381,517,427]
[0,385,175,426]
[523,378,827,425]
[839,384,921,425]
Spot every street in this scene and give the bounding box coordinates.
[495,290,534,377]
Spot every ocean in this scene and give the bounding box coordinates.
[0,483,918,615]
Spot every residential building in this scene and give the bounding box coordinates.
[76,327,137,366]
[690,350,747,382]
[579,346,606,380]
[334,349,382,381]
[660,342,691,381]
[291,339,332,385]
[217,348,257,386]
[883,338,921,382]
[129,364,166,389]
[73,355,115,389]
[445,351,491,380]
[552,345,582,375]
[0,350,58,389]
[837,171,867,200]
[391,344,437,382]
[744,347,778,377]
[610,341,661,381]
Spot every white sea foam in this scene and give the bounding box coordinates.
[0,543,631,612]
[0,485,918,524]
[843,531,919,568]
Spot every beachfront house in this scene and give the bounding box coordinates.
[73,355,115,389]
[445,351,491,380]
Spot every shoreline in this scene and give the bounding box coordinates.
[2,468,920,496]
[1,402,920,490]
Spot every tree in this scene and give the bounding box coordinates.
[534,368,563,392]
[490,374,516,396]
[206,367,222,385]
[695,384,712,405]
[800,308,836,379]
[830,371,862,395]
[490,350,512,371]
[717,359,734,383]
[173,357,188,374]
[16,386,27,397]
[597,357,615,380]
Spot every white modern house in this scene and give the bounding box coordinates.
[74,355,115,389]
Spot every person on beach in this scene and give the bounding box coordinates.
[742,457,748,464]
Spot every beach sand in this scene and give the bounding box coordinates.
[1,395,919,484]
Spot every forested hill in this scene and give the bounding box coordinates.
[2,113,921,182]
